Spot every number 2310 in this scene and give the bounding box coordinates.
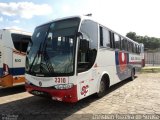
[55,78,66,83]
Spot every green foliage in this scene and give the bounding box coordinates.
[126,32,160,51]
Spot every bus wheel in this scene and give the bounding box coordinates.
[131,68,135,80]
[96,77,108,98]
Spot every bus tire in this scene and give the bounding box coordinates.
[131,68,135,80]
[96,76,109,98]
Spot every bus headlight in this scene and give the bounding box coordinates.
[54,83,74,89]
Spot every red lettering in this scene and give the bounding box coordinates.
[55,78,66,83]
[63,78,66,83]
[58,78,60,83]
[55,78,57,83]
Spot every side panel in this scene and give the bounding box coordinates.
[12,50,26,75]
[76,66,101,100]
[129,54,142,66]
[97,49,118,86]
[77,71,91,100]
[115,51,131,81]
[129,53,142,71]
[12,50,26,85]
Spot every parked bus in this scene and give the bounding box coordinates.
[25,16,144,102]
[0,29,31,88]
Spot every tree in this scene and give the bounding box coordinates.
[126,32,137,41]
[126,32,160,51]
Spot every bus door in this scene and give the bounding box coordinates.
[77,19,98,99]
[77,39,98,99]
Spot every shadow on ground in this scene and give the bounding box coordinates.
[0,85,25,97]
[0,77,133,120]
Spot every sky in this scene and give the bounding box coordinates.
[0,0,160,38]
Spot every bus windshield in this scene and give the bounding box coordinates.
[26,18,80,77]
[11,33,31,52]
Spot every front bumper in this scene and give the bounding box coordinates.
[25,82,78,103]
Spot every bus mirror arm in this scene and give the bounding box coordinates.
[77,32,83,39]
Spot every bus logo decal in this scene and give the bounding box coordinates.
[115,51,128,80]
[118,52,127,72]
[81,85,89,96]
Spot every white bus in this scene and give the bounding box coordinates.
[0,29,31,88]
[25,16,144,102]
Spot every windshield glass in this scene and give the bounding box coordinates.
[11,33,31,52]
[26,18,80,77]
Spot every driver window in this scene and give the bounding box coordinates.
[77,20,98,73]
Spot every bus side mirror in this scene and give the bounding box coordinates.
[80,39,89,52]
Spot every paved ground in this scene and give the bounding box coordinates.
[0,73,160,120]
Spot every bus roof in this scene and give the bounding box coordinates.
[35,15,82,28]
[35,15,140,45]
[0,29,32,36]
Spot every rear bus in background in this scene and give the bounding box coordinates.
[25,16,144,102]
[0,29,31,88]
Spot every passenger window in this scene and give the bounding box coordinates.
[125,39,128,51]
[128,41,133,53]
[121,37,125,50]
[138,45,141,54]
[114,34,120,49]
[100,27,103,47]
[133,44,136,53]
[99,27,110,48]
[136,45,139,54]
[121,38,128,51]
[109,32,115,49]
[103,28,110,48]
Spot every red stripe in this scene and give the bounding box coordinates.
[25,83,78,103]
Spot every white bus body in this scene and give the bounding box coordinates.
[25,16,144,102]
[0,29,31,88]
